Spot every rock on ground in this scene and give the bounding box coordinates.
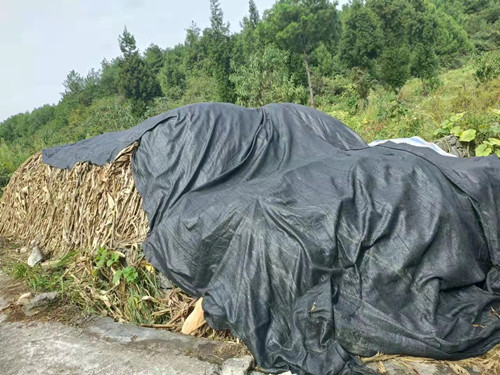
[22,291,58,317]
[27,246,44,267]
[220,356,254,375]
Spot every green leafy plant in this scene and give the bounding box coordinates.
[4,252,77,294]
[435,110,500,157]
[112,266,139,285]
[459,129,476,142]
[475,50,500,84]
[433,112,466,137]
[94,247,122,268]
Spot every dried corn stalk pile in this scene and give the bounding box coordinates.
[0,144,148,257]
[0,144,238,342]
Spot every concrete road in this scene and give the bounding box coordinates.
[0,271,255,375]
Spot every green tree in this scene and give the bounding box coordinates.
[368,0,413,91]
[230,44,306,107]
[184,22,204,73]
[248,0,260,27]
[409,1,440,93]
[339,0,383,72]
[233,0,261,68]
[428,2,472,67]
[144,44,165,74]
[205,0,234,102]
[310,42,336,77]
[62,70,84,96]
[159,46,187,100]
[377,46,411,92]
[258,0,341,108]
[117,28,161,116]
[99,58,121,97]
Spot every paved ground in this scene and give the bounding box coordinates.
[0,270,479,375]
[0,271,259,375]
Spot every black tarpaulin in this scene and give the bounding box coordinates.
[43,103,500,375]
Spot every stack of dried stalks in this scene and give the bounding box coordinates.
[0,144,148,256]
[0,144,234,341]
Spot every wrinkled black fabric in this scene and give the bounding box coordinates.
[43,103,500,375]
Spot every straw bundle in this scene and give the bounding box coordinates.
[0,143,148,256]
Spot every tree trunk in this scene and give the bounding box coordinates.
[303,51,315,109]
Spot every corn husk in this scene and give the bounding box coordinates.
[0,143,148,256]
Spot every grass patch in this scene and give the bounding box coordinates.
[318,63,500,143]
[6,251,77,295]
[1,246,232,340]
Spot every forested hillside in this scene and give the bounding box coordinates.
[1,0,499,189]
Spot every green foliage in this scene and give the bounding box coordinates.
[94,247,122,268]
[2,247,173,325]
[5,252,77,294]
[475,50,500,83]
[350,67,375,106]
[459,0,500,52]
[376,45,411,92]
[409,1,441,93]
[319,63,500,145]
[206,0,234,102]
[434,108,500,157]
[144,44,165,75]
[94,247,137,285]
[259,0,340,55]
[339,0,383,72]
[159,46,187,100]
[459,128,477,142]
[257,0,341,106]
[230,45,306,107]
[117,28,161,116]
[0,0,499,192]
[113,267,139,285]
[433,111,466,137]
[368,0,414,91]
[430,2,473,67]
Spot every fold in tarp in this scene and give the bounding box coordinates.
[43,103,500,375]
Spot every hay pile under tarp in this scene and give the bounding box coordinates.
[0,143,148,256]
[2,102,500,374]
[0,143,237,341]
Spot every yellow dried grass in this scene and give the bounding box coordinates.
[0,143,148,256]
[362,345,500,374]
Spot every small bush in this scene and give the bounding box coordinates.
[475,50,500,83]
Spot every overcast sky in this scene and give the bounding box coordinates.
[0,0,347,122]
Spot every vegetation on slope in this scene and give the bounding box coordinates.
[0,0,499,190]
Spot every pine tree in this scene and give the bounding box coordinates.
[230,44,306,107]
[368,0,414,91]
[248,0,260,28]
[409,0,441,93]
[117,28,161,116]
[144,44,164,75]
[206,0,234,102]
[339,0,383,72]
